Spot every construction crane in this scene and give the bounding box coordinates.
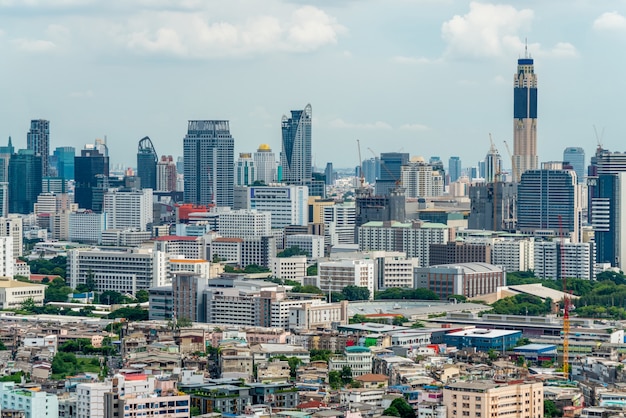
[368,147,401,188]
[503,140,516,183]
[356,139,365,189]
[559,214,570,380]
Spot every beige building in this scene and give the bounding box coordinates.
[257,359,291,384]
[0,278,46,309]
[219,344,254,382]
[271,256,307,283]
[443,380,543,418]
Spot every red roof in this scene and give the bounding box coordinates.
[296,400,327,409]
[153,235,200,241]
[213,238,243,243]
[30,274,63,282]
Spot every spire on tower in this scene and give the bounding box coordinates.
[524,38,528,58]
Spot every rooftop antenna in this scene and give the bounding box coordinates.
[524,38,528,58]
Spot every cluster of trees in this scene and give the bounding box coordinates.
[328,365,355,389]
[58,338,116,356]
[277,246,308,258]
[350,314,407,326]
[223,264,271,274]
[25,256,67,278]
[375,288,439,300]
[331,285,370,302]
[108,306,148,321]
[383,398,415,418]
[490,294,552,316]
[51,352,101,379]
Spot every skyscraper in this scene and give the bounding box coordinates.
[8,150,42,214]
[27,119,50,177]
[137,136,158,190]
[235,153,255,186]
[183,120,234,207]
[254,144,276,185]
[512,50,538,182]
[280,104,312,185]
[325,162,334,186]
[375,152,409,196]
[74,145,109,212]
[0,137,14,183]
[563,147,585,184]
[448,156,461,183]
[156,155,177,192]
[53,146,75,181]
[484,143,503,183]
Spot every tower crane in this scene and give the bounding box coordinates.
[503,140,515,183]
[368,147,401,188]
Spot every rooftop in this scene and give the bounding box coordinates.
[446,328,521,338]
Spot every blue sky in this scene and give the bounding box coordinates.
[1,0,625,171]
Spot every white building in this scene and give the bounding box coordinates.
[0,382,58,418]
[218,209,271,238]
[69,211,107,244]
[67,247,168,295]
[103,188,153,231]
[329,346,373,377]
[0,278,46,309]
[317,259,375,299]
[401,158,444,198]
[240,185,309,229]
[170,258,212,278]
[285,234,324,259]
[101,229,151,246]
[77,375,154,418]
[492,238,535,272]
[289,300,349,329]
[0,216,23,257]
[534,240,594,280]
[0,236,13,277]
[357,221,449,267]
[153,235,206,260]
[253,144,277,185]
[324,202,356,246]
[271,256,307,283]
[376,255,420,290]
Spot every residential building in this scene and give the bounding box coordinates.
[0,183,7,217]
[67,247,167,295]
[492,238,535,272]
[235,153,256,186]
[285,234,324,259]
[136,136,158,190]
[0,278,45,309]
[375,254,420,290]
[429,241,491,266]
[149,286,173,321]
[209,235,276,268]
[484,142,503,183]
[289,300,349,330]
[103,188,153,231]
[0,237,13,277]
[183,120,234,207]
[357,221,449,267]
[414,262,505,299]
[68,211,107,244]
[172,272,208,323]
[328,346,372,377]
[100,229,151,247]
[534,240,594,280]
[0,382,58,418]
[401,157,444,198]
[74,145,109,212]
[77,375,154,418]
[238,185,309,228]
[0,216,22,257]
[156,155,177,191]
[281,104,312,185]
[254,144,277,185]
[153,235,205,260]
[324,202,356,246]
[217,209,271,238]
[26,119,50,177]
[271,256,307,283]
[104,389,189,418]
[316,259,375,300]
[512,53,538,182]
[9,150,42,214]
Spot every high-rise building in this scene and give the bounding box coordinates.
[324,162,334,186]
[517,169,581,241]
[27,119,50,177]
[400,157,444,198]
[563,147,585,184]
[512,51,538,182]
[103,189,154,231]
[254,144,277,185]
[361,157,380,185]
[74,145,109,212]
[280,104,312,185]
[8,149,42,214]
[468,182,518,232]
[355,189,406,227]
[592,170,626,267]
[484,142,503,183]
[375,152,409,196]
[136,136,158,190]
[237,185,308,229]
[183,120,234,207]
[156,155,177,191]
[448,156,461,183]
[53,146,75,180]
[0,137,14,183]
[235,153,256,186]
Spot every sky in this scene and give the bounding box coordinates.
[1,0,626,171]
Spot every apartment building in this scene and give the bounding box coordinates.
[316,259,375,300]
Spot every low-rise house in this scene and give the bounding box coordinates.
[354,373,388,389]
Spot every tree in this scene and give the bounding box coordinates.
[291,285,324,295]
[349,314,368,324]
[388,398,415,418]
[448,294,467,302]
[375,288,439,300]
[277,246,308,258]
[383,406,401,417]
[328,370,342,389]
[44,278,73,303]
[310,349,332,362]
[135,290,149,303]
[307,264,317,276]
[544,399,562,418]
[410,321,425,328]
[392,316,407,326]
[108,306,148,321]
[243,264,270,273]
[100,291,127,305]
[340,365,352,385]
[287,357,302,378]
[342,285,370,301]
[177,317,193,328]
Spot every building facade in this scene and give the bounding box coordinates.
[513,53,538,182]
[280,104,312,185]
[74,145,109,212]
[9,150,42,214]
[316,259,375,300]
[254,144,277,185]
[136,136,158,190]
[26,119,50,177]
[103,189,153,231]
[414,262,505,299]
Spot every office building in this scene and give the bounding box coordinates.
[443,380,543,418]
[148,286,173,321]
[238,185,309,229]
[468,182,517,232]
[68,211,107,244]
[284,234,324,259]
[0,137,14,182]
[316,259,375,299]
[26,119,50,177]
[280,104,312,185]
[0,183,7,217]
[254,144,277,185]
[361,157,380,185]
[414,262,505,299]
[375,152,409,196]
[564,147,585,184]
[355,189,406,227]
[209,235,276,268]
[323,202,356,246]
[375,254,420,290]
[103,188,153,231]
[156,155,177,191]
[136,136,158,190]
[0,382,58,418]
[74,145,109,212]
[325,162,334,186]
[534,240,594,280]
[448,156,461,183]
[218,209,271,238]
[235,153,256,186]
[492,238,535,272]
[271,256,307,283]
[183,120,235,207]
[429,241,491,266]
[67,247,167,294]
[153,235,205,260]
[513,52,538,182]
[357,221,449,267]
[8,149,42,214]
[53,146,75,180]
[518,169,581,242]
[172,272,208,323]
[400,157,444,198]
[0,216,22,257]
[0,237,13,278]
[0,278,46,309]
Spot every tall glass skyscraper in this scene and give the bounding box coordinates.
[513,50,538,182]
[9,149,42,214]
[448,156,461,183]
[563,147,585,183]
[137,136,158,190]
[183,120,234,207]
[53,146,75,180]
[74,145,109,211]
[27,119,50,177]
[280,104,312,185]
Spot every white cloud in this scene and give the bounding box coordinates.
[123,5,345,58]
[549,42,578,58]
[329,118,392,130]
[399,123,429,132]
[593,11,626,31]
[441,2,534,59]
[11,38,56,52]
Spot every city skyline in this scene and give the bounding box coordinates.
[0,1,625,168]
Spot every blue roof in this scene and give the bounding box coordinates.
[345,346,371,353]
[514,343,557,353]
